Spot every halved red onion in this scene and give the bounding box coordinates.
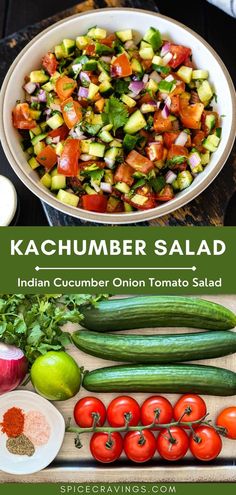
[161,104,170,119]
[38,89,47,102]
[149,71,162,83]
[80,71,91,84]
[189,152,201,171]
[0,343,28,394]
[128,80,144,95]
[165,74,175,82]
[78,86,89,98]
[165,170,177,184]
[100,182,113,193]
[100,55,112,63]
[80,153,94,161]
[50,103,61,112]
[24,81,37,94]
[175,131,189,146]
[160,42,171,57]
[162,52,173,66]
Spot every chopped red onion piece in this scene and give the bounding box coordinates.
[124,40,136,50]
[128,80,144,95]
[165,96,171,109]
[72,63,82,73]
[162,52,173,66]
[80,71,91,84]
[100,182,112,193]
[165,170,177,184]
[24,82,37,95]
[80,154,94,161]
[161,104,170,119]
[142,74,149,84]
[38,89,47,102]
[91,182,101,193]
[78,86,89,98]
[51,136,60,144]
[100,55,112,63]
[50,103,61,112]
[69,129,79,138]
[165,74,175,82]
[44,108,52,117]
[160,42,171,57]
[189,152,201,171]
[30,96,39,103]
[149,71,162,83]
[175,131,188,146]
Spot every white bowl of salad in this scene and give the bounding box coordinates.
[0,8,235,223]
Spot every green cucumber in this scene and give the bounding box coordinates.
[72,330,236,363]
[80,296,236,331]
[83,363,236,396]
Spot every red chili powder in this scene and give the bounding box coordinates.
[1,407,25,437]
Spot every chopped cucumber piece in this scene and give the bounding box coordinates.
[197,80,213,104]
[146,78,159,93]
[99,80,113,96]
[203,134,220,152]
[34,141,45,155]
[62,39,75,56]
[192,70,209,80]
[107,196,121,212]
[158,80,175,93]
[89,142,105,157]
[152,55,162,65]
[140,103,156,113]
[116,29,133,42]
[31,133,47,146]
[40,173,52,188]
[121,94,136,108]
[104,147,121,168]
[87,27,107,40]
[88,82,100,100]
[178,170,193,190]
[95,43,113,56]
[205,114,216,133]
[55,142,64,156]
[139,41,154,60]
[80,139,93,153]
[91,114,103,126]
[31,126,42,136]
[83,60,98,71]
[110,140,123,148]
[124,202,133,212]
[131,194,148,206]
[143,27,162,51]
[124,109,146,134]
[51,174,67,191]
[84,184,97,195]
[42,81,54,92]
[47,113,64,130]
[201,151,210,165]
[98,129,113,143]
[131,58,143,75]
[98,71,111,83]
[57,189,79,207]
[176,66,193,84]
[28,156,40,170]
[150,176,165,193]
[54,44,65,59]
[30,70,49,84]
[115,182,130,194]
[123,134,139,153]
[30,110,41,120]
[76,36,90,49]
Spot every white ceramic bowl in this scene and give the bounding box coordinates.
[0,8,235,224]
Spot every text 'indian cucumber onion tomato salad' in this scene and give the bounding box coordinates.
[12,26,221,214]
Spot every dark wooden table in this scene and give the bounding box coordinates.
[0,0,235,225]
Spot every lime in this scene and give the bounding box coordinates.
[31,351,81,400]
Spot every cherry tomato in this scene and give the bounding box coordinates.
[141,396,173,429]
[36,145,57,170]
[82,194,108,213]
[107,396,141,427]
[124,430,156,463]
[153,110,173,133]
[12,103,36,130]
[190,426,222,461]
[216,407,236,439]
[168,44,192,69]
[174,394,207,426]
[55,76,77,101]
[58,138,80,176]
[111,53,132,78]
[157,426,189,461]
[74,397,106,428]
[42,52,58,76]
[114,163,134,186]
[126,150,154,174]
[179,97,204,129]
[61,98,82,129]
[90,432,123,463]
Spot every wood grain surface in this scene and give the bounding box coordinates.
[0,295,236,483]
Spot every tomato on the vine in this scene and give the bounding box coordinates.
[74,397,106,428]
[124,430,156,463]
[157,426,189,461]
[173,394,207,425]
[189,426,222,461]
[90,432,123,463]
[141,396,173,429]
[107,396,141,427]
[216,407,236,440]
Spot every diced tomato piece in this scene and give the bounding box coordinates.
[90,74,99,85]
[129,193,156,210]
[184,56,194,68]
[84,43,96,56]
[78,160,106,170]
[170,95,180,115]
[36,145,57,170]
[170,81,185,96]
[126,150,154,174]
[114,163,134,186]
[111,53,132,78]
[139,93,153,106]
[42,52,58,76]
[163,131,180,149]
[153,110,173,133]
[179,97,204,129]
[142,60,153,70]
[100,34,116,47]
[172,162,188,172]
[61,98,82,129]
[156,185,174,201]
[48,124,69,141]
[94,97,105,113]
[55,76,77,101]
[145,142,164,161]
[82,194,107,213]
[12,103,37,130]
[58,138,80,176]
[192,130,205,147]
[167,144,188,160]
[168,44,192,69]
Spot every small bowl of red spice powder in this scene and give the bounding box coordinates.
[0,390,65,474]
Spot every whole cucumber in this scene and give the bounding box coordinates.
[72,330,236,363]
[83,364,236,396]
[81,296,236,331]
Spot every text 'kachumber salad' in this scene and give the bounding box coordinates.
[12,27,221,213]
